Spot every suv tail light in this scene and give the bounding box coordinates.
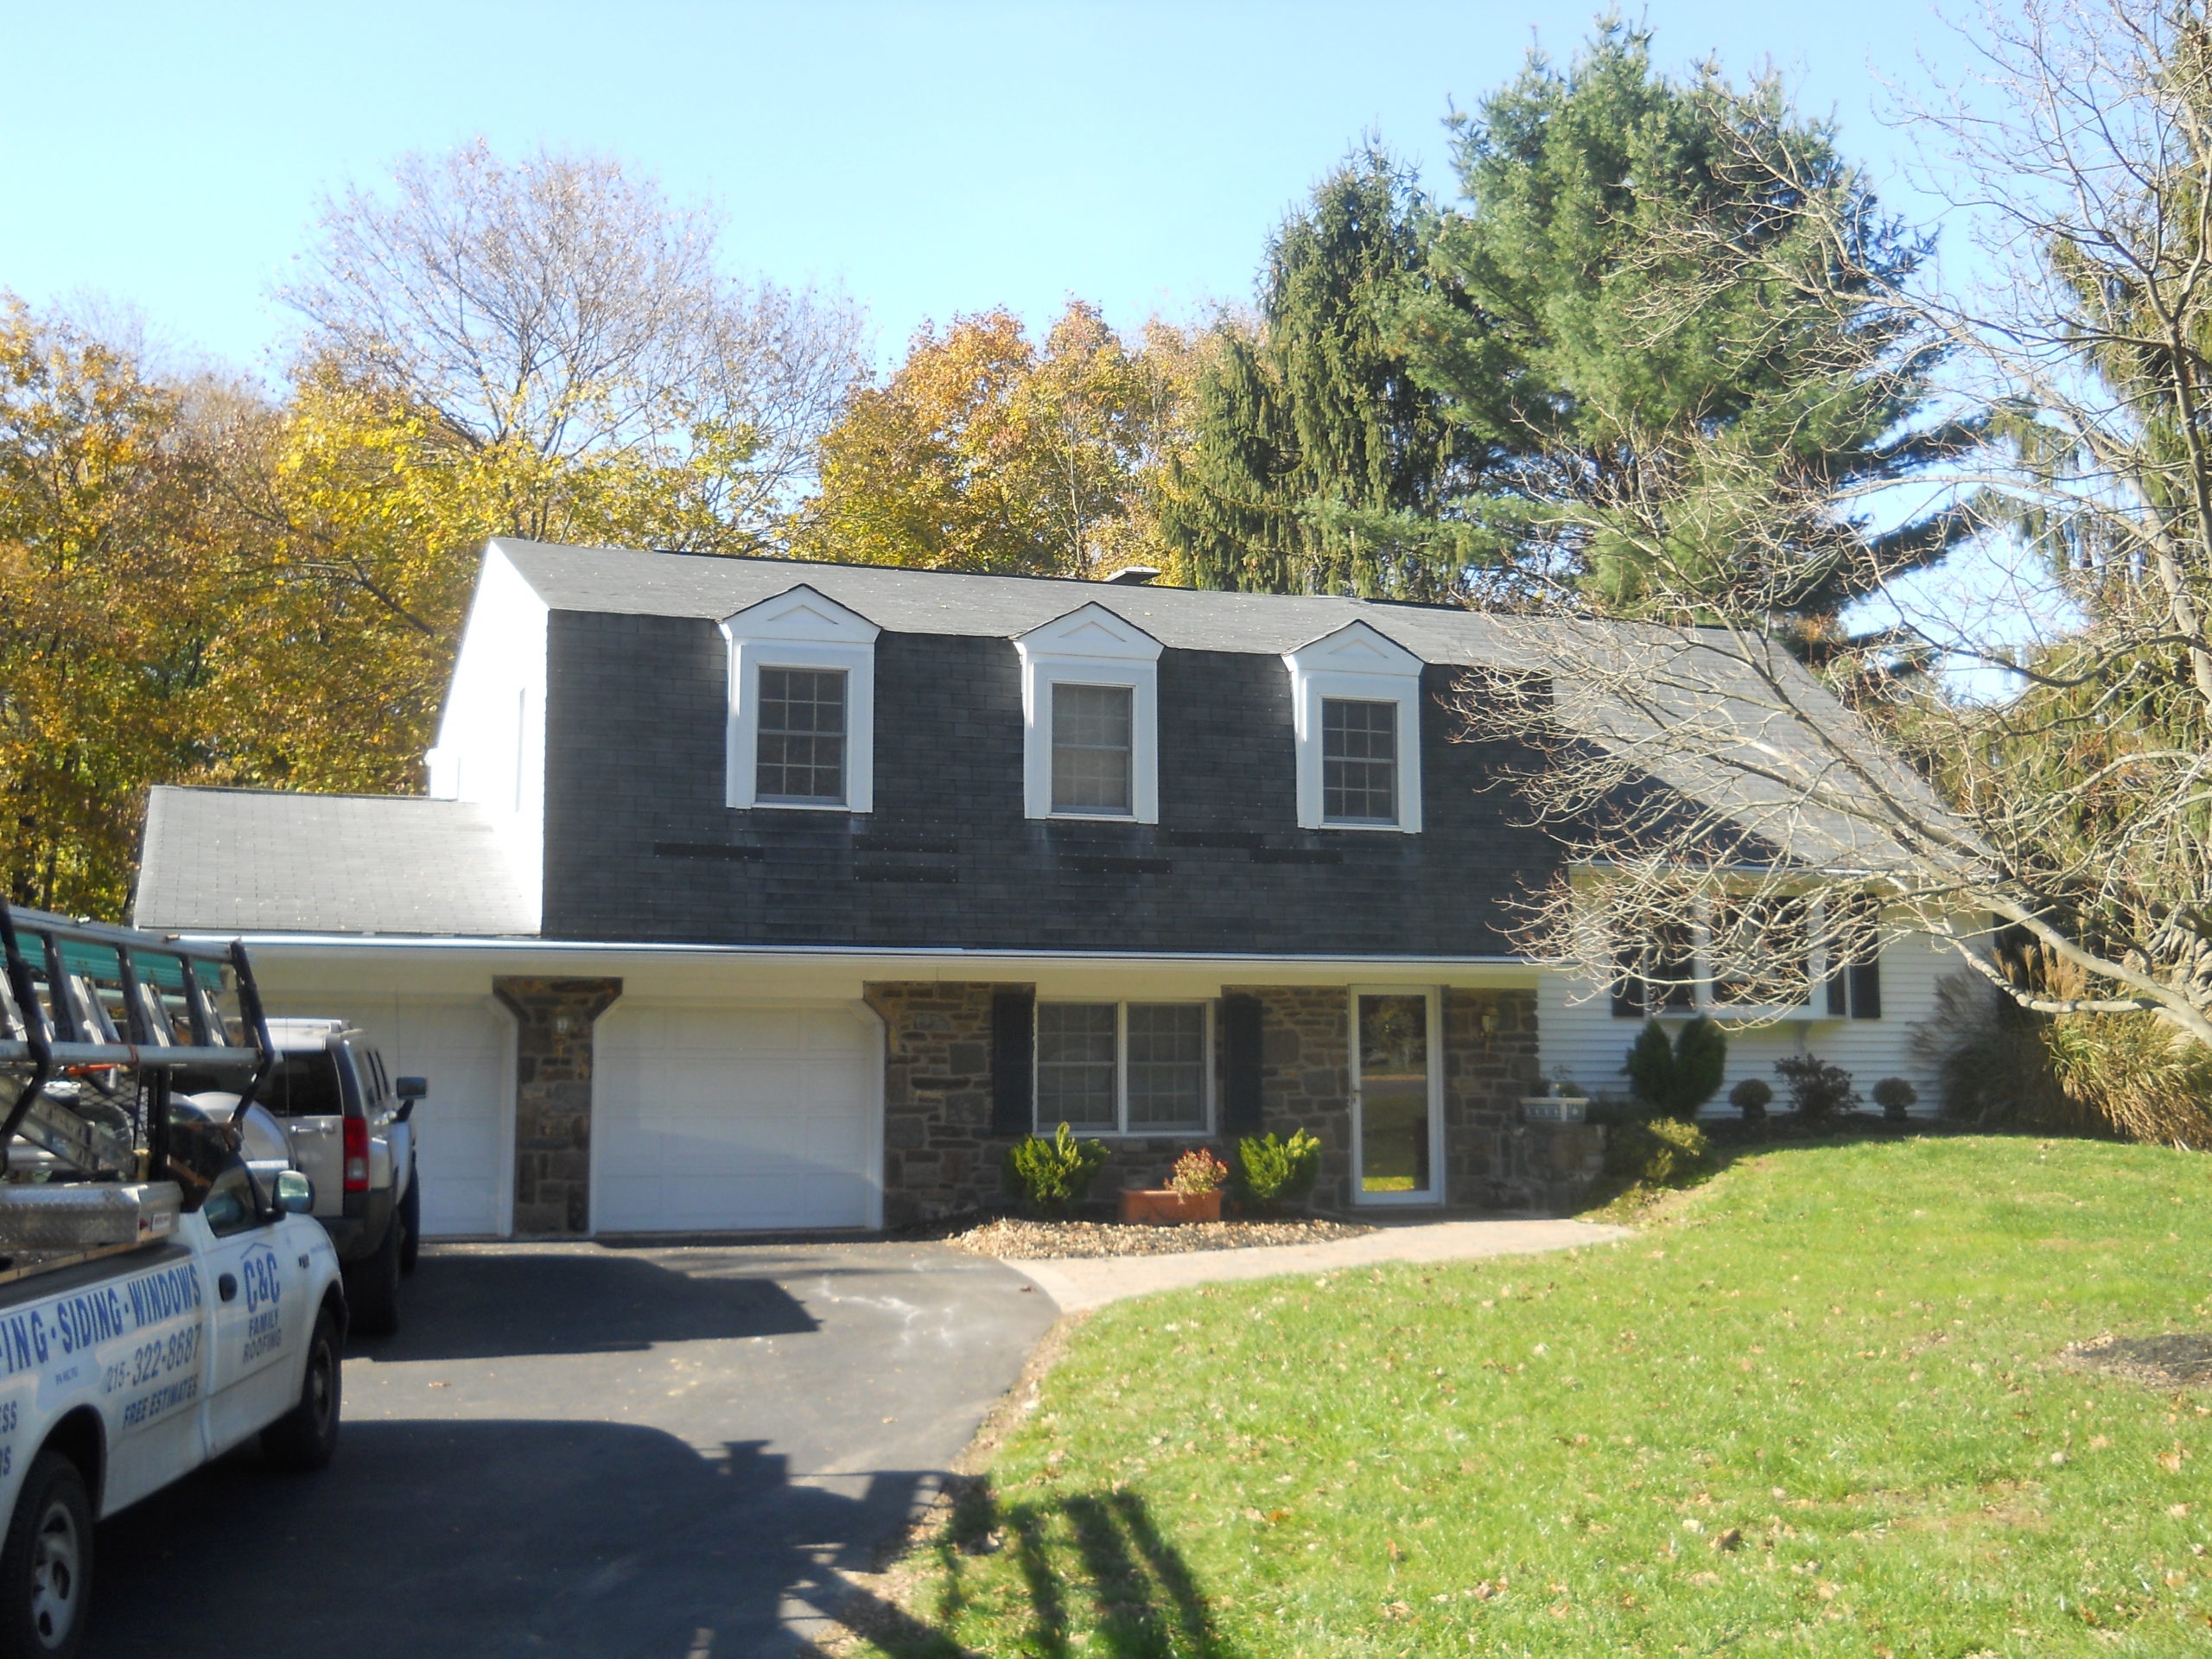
[342,1116,370,1192]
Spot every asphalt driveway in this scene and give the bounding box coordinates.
[88,1238,1057,1659]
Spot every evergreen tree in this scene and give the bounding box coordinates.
[1162,149,1468,597]
[1389,21,1973,625]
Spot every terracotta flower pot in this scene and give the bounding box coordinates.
[1118,1188,1222,1224]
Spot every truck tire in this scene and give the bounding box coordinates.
[0,1450,92,1659]
[343,1207,402,1337]
[398,1167,421,1277]
[262,1306,342,1472]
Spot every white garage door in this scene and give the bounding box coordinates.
[592,1003,880,1234]
[363,998,513,1237]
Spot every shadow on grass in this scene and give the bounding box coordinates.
[852,1478,1242,1659]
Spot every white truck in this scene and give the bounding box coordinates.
[0,902,345,1658]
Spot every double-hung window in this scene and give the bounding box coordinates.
[1282,622,1424,833]
[1051,683,1134,814]
[756,666,848,805]
[720,584,878,813]
[1015,604,1162,822]
[1035,1001,1210,1134]
[1321,698,1398,824]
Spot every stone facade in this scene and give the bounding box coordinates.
[864,979,1553,1223]
[863,981,1002,1228]
[492,976,622,1236]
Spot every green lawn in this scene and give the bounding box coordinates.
[861,1136,2212,1656]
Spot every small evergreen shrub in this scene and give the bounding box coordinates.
[1728,1077,1772,1121]
[1604,1117,1716,1189]
[1872,1077,1918,1122]
[1002,1122,1109,1217]
[1167,1147,1229,1195]
[1774,1055,1858,1120]
[1235,1130,1322,1212]
[1623,1017,1729,1120]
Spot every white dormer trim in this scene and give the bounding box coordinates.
[720,585,880,813]
[1281,621,1426,833]
[1014,603,1164,823]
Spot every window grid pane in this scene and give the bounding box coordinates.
[1035,1003,1118,1128]
[1051,683,1133,814]
[1322,698,1397,823]
[756,667,847,804]
[1126,1004,1206,1128]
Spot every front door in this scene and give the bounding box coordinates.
[1351,989,1443,1205]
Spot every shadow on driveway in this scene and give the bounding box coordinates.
[346,1249,819,1362]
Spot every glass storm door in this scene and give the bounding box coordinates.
[1352,990,1442,1205]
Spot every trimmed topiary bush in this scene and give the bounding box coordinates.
[1623,1017,1729,1121]
[1774,1055,1858,1120]
[1236,1130,1322,1212]
[1604,1117,1717,1189]
[1002,1122,1109,1217]
[1872,1077,1918,1122]
[1728,1077,1773,1122]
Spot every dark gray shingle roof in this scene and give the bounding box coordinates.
[491,538,1529,664]
[134,787,536,936]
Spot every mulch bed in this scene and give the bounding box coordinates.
[2059,1332,2212,1392]
[929,1214,1376,1260]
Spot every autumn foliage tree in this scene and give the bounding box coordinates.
[796,302,1197,576]
[0,301,225,913]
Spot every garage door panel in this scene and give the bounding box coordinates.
[265,994,511,1238]
[593,1003,877,1234]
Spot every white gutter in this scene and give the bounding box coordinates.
[181,932,1534,972]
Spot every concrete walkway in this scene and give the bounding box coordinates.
[1001,1217,1632,1313]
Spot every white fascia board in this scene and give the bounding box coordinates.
[720,585,881,814]
[1014,603,1164,823]
[1281,621,1426,833]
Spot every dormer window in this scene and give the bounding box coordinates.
[1282,622,1425,833]
[1014,603,1163,823]
[1321,698,1399,823]
[1052,683,1134,814]
[720,585,879,813]
[756,667,848,805]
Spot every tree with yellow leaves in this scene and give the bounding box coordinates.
[796,302,1199,576]
[0,299,224,914]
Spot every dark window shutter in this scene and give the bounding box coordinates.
[990,988,1036,1136]
[1826,962,1849,1017]
[1220,995,1263,1135]
[1848,952,1882,1020]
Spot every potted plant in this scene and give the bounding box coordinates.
[1120,1147,1230,1224]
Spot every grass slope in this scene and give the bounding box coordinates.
[866,1137,2212,1656]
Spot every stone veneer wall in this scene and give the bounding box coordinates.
[865,980,1548,1224]
[862,982,1002,1228]
[492,976,622,1236]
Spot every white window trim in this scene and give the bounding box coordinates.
[1282,622,1425,833]
[1014,603,1162,823]
[720,586,880,813]
[1033,999,1214,1138]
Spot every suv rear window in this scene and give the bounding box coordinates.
[174,1050,346,1117]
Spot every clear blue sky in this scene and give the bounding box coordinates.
[1,2,1971,381]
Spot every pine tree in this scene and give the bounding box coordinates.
[1162,149,1468,597]
[1388,21,1973,625]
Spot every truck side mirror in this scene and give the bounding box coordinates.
[395,1077,427,1100]
[274,1169,315,1216]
